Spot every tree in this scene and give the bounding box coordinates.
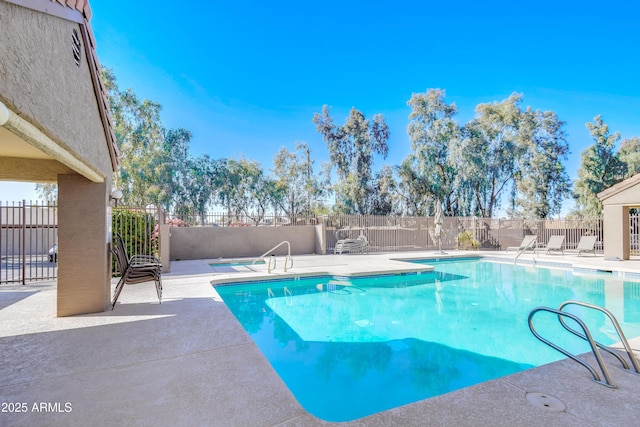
[149,128,192,211]
[223,159,281,225]
[34,183,58,203]
[573,115,627,217]
[455,93,525,217]
[313,106,389,214]
[180,154,218,225]
[212,158,279,224]
[370,165,398,215]
[395,159,431,215]
[213,158,241,223]
[272,142,322,218]
[103,68,165,206]
[511,109,571,218]
[404,89,460,215]
[619,136,640,178]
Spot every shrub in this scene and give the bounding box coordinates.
[112,209,157,274]
[456,231,480,250]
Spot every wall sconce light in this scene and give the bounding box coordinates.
[0,101,10,126]
[110,189,123,207]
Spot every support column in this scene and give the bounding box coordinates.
[315,223,326,254]
[159,224,171,273]
[57,174,110,316]
[603,205,630,260]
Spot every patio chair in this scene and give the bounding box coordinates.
[335,234,370,254]
[565,235,598,256]
[506,235,537,252]
[111,233,162,310]
[537,235,565,255]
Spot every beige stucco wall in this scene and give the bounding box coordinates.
[1,2,117,315]
[602,205,631,260]
[0,1,112,178]
[57,174,110,316]
[169,226,319,260]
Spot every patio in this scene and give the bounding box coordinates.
[1,252,640,426]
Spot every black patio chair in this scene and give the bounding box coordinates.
[111,233,162,310]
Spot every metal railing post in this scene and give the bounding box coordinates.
[21,200,26,285]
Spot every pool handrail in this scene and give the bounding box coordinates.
[528,306,616,388]
[252,241,293,272]
[557,300,640,374]
[514,236,538,265]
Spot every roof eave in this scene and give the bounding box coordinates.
[597,173,640,201]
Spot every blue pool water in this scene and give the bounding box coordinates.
[214,258,640,422]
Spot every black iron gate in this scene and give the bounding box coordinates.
[0,200,58,285]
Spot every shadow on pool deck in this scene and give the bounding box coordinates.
[1,251,640,426]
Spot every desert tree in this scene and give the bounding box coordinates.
[313,106,389,214]
[573,115,627,217]
[511,109,571,218]
[404,89,460,215]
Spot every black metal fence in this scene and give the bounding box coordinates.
[0,201,58,285]
[2,200,638,284]
[0,202,160,284]
[112,206,160,258]
[164,211,318,227]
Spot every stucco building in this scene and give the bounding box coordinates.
[598,173,640,261]
[0,0,118,315]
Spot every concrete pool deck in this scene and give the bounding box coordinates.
[1,251,639,426]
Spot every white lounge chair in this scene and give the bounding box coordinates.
[506,235,537,252]
[538,235,565,255]
[335,234,370,254]
[565,235,597,256]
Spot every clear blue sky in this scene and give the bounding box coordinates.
[3,0,640,204]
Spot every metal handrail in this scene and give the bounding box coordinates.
[514,238,538,265]
[558,300,640,374]
[252,241,293,272]
[528,306,616,387]
[267,255,276,273]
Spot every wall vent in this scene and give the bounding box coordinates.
[72,28,82,66]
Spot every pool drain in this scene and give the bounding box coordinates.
[526,392,566,412]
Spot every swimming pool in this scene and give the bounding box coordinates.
[214,258,640,422]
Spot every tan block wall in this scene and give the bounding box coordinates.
[57,175,110,316]
[0,2,112,177]
[169,226,318,260]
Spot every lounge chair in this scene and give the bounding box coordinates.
[537,235,565,255]
[565,235,598,256]
[111,233,163,309]
[506,235,537,252]
[335,234,370,254]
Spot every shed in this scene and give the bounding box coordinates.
[597,173,640,260]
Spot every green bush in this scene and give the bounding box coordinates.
[112,208,157,274]
[456,231,480,250]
